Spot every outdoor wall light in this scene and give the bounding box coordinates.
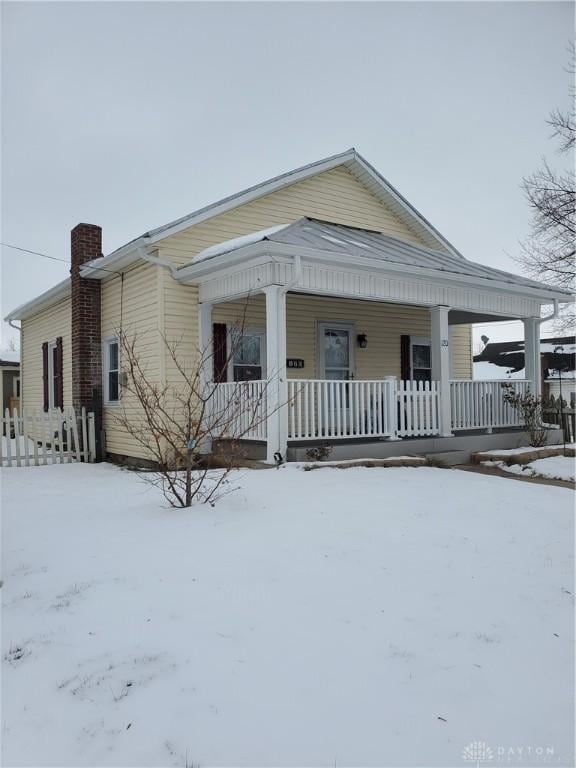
[357,334,368,349]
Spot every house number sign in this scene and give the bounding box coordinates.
[287,358,305,369]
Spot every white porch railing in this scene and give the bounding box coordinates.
[209,380,268,441]
[397,380,440,437]
[450,380,529,431]
[211,377,531,447]
[287,379,397,440]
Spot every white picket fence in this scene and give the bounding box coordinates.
[450,380,529,431]
[1,407,95,467]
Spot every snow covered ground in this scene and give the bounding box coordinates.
[2,463,574,767]
[485,455,576,483]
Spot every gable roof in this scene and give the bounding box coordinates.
[180,217,574,299]
[139,148,463,258]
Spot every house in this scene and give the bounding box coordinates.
[474,335,575,379]
[0,351,20,427]
[5,149,573,463]
[474,336,576,403]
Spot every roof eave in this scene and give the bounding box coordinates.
[4,279,71,322]
[177,241,574,304]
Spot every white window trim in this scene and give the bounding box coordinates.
[226,326,267,381]
[317,321,356,379]
[103,336,121,406]
[47,340,57,409]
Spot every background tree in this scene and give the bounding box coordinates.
[517,43,575,330]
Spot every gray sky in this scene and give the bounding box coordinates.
[1,1,573,351]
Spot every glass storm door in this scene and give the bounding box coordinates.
[319,324,355,432]
[320,324,354,381]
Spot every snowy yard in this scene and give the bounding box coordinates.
[484,455,575,483]
[1,463,574,767]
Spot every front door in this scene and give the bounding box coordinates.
[319,323,355,380]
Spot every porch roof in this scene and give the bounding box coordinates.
[178,217,573,301]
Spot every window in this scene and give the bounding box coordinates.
[104,338,120,403]
[229,329,265,382]
[48,340,58,408]
[13,377,20,398]
[410,337,431,382]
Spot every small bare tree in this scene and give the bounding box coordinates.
[502,383,547,448]
[517,44,575,331]
[114,326,271,508]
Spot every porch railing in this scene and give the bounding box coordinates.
[397,380,440,437]
[209,380,268,441]
[287,379,398,440]
[211,377,531,446]
[450,380,529,431]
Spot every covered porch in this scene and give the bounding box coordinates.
[204,292,535,462]
[176,218,566,462]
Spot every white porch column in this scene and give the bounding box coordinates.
[264,285,288,464]
[523,317,541,396]
[430,305,453,437]
[198,301,213,454]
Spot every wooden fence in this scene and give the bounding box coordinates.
[543,405,576,444]
[1,407,95,467]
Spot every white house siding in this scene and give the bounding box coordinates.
[212,293,473,381]
[21,297,72,413]
[101,262,162,459]
[157,167,430,267]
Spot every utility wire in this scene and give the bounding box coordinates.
[0,242,124,276]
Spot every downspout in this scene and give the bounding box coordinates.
[136,243,178,279]
[537,298,559,326]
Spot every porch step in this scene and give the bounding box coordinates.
[424,449,472,467]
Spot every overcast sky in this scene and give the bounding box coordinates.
[1,1,573,351]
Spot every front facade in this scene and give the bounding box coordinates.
[7,149,573,463]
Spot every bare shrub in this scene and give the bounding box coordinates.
[502,383,547,448]
[114,329,270,507]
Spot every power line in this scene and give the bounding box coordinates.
[1,242,69,263]
[0,241,123,276]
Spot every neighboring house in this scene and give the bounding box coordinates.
[5,149,574,463]
[0,350,20,424]
[473,336,576,399]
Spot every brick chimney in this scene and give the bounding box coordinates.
[71,223,102,415]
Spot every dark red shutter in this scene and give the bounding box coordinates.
[213,323,228,383]
[400,335,411,381]
[42,342,49,411]
[55,337,64,408]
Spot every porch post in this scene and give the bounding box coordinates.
[430,305,453,437]
[264,285,288,464]
[523,317,541,396]
[198,301,213,454]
